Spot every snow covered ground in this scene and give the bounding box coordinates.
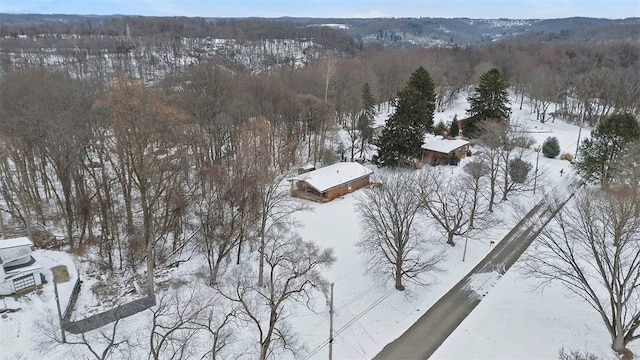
[2,93,636,360]
[0,249,78,360]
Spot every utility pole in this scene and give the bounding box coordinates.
[534,146,541,195]
[575,110,584,158]
[329,283,334,360]
[462,227,470,262]
[53,280,66,343]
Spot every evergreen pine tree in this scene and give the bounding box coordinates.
[449,115,459,137]
[542,136,560,158]
[376,67,438,167]
[361,82,376,122]
[407,66,436,132]
[574,112,640,185]
[448,151,460,165]
[465,68,511,138]
[433,121,448,136]
[358,83,376,156]
[376,87,426,167]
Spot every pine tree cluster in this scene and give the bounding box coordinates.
[376,66,436,167]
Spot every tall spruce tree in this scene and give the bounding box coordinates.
[358,82,376,156]
[376,87,427,167]
[361,82,376,122]
[449,115,459,137]
[376,67,436,167]
[465,68,511,138]
[407,66,436,132]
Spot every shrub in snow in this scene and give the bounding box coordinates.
[560,153,574,161]
[542,136,560,158]
[509,158,532,183]
[433,120,448,136]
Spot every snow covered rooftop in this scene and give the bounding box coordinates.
[422,136,470,154]
[0,237,33,250]
[294,162,373,193]
[0,237,33,264]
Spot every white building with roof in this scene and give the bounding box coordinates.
[421,136,470,166]
[0,237,44,295]
[290,162,373,202]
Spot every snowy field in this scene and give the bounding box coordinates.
[2,94,637,360]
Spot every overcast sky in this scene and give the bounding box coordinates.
[2,0,639,19]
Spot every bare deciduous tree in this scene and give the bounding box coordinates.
[419,170,473,247]
[37,313,135,360]
[194,163,254,285]
[524,187,640,354]
[149,288,204,360]
[357,171,444,291]
[94,72,190,294]
[477,121,535,207]
[196,303,239,360]
[477,121,505,212]
[463,157,490,229]
[218,227,334,360]
[230,117,308,288]
[497,129,535,201]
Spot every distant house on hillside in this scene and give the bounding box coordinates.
[290,162,373,202]
[422,136,470,166]
[0,237,44,296]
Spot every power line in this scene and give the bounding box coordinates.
[338,337,369,360]
[342,300,380,349]
[303,288,395,360]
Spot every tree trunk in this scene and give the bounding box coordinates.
[612,333,626,354]
[395,251,405,291]
[209,258,220,286]
[142,189,155,295]
[258,234,265,288]
[258,212,268,288]
[61,175,75,249]
[502,172,509,201]
[612,301,627,353]
[447,231,455,246]
[488,178,496,213]
[260,307,277,360]
[0,209,5,239]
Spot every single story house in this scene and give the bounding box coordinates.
[290,162,373,202]
[0,237,44,296]
[421,136,470,166]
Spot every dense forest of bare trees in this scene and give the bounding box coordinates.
[1,34,638,269]
[0,19,638,356]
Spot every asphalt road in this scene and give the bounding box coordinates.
[373,190,577,360]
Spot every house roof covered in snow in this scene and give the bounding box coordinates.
[421,136,470,154]
[0,237,33,265]
[294,162,373,193]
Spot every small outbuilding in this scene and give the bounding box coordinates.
[290,162,373,202]
[297,164,316,175]
[0,237,44,296]
[421,136,470,166]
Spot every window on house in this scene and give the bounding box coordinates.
[13,273,36,292]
